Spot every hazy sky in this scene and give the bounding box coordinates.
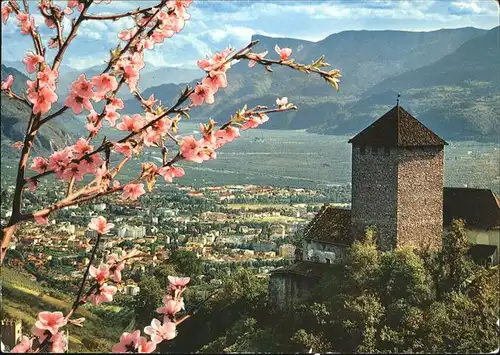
[1,0,498,69]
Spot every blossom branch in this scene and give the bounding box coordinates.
[83,4,163,21]
[51,2,92,73]
[69,233,102,315]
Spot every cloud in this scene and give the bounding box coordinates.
[1,0,498,71]
[448,0,492,15]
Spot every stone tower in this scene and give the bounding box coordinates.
[1,318,22,350]
[348,105,447,251]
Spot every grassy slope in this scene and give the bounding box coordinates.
[2,267,123,352]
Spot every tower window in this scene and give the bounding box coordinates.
[384,146,390,155]
[360,146,366,154]
[325,258,331,264]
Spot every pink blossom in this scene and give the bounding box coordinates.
[34,214,49,225]
[114,142,133,158]
[65,91,93,114]
[79,154,104,174]
[67,0,84,12]
[61,163,85,181]
[31,324,49,342]
[122,183,146,200]
[197,48,232,73]
[276,97,288,107]
[37,66,58,90]
[168,275,190,290]
[275,45,292,61]
[202,71,227,93]
[34,311,67,335]
[168,12,186,33]
[88,216,115,234]
[23,51,44,73]
[11,336,33,353]
[48,148,73,174]
[72,137,92,156]
[89,263,111,283]
[29,86,58,115]
[248,50,268,68]
[112,330,156,353]
[1,74,13,90]
[179,136,202,162]
[2,5,12,25]
[142,94,156,107]
[71,74,94,99]
[123,65,139,92]
[92,73,118,94]
[152,28,174,43]
[104,110,120,126]
[117,114,146,132]
[107,255,125,282]
[16,12,34,34]
[144,318,177,344]
[158,165,185,183]
[50,331,68,353]
[241,114,269,131]
[88,284,117,306]
[214,126,240,144]
[85,121,102,136]
[118,27,138,41]
[107,97,124,111]
[157,295,184,315]
[190,83,215,107]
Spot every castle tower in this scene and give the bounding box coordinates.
[1,318,22,350]
[348,104,447,251]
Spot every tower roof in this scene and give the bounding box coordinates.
[348,105,447,147]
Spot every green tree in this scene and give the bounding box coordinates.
[168,250,203,279]
[153,262,178,289]
[134,276,163,329]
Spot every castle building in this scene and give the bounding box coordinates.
[349,104,447,251]
[269,105,500,311]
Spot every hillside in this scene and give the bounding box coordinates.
[316,26,500,141]
[2,266,124,352]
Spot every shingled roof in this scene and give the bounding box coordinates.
[443,187,500,230]
[303,204,352,245]
[348,105,447,147]
[270,261,335,279]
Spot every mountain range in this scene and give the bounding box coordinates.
[1,26,498,162]
[122,26,499,142]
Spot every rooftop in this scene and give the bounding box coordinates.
[443,187,500,230]
[303,204,352,245]
[348,105,447,147]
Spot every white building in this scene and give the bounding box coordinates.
[117,225,147,239]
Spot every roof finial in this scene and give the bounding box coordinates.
[397,93,400,107]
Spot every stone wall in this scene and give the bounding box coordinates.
[268,273,317,312]
[302,240,347,264]
[351,145,399,250]
[350,145,444,251]
[397,147,444,251]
